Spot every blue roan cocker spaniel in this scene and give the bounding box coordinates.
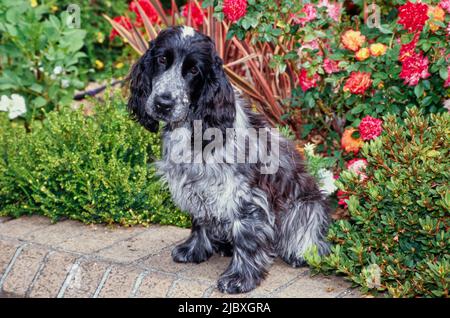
[128,26,330,294]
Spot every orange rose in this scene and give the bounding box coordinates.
[369,43,387,57]
[341,30,366,52]
[355,48,370,61]
[343,72,372,95]
[428,6,445,32]
[341,128,363,154]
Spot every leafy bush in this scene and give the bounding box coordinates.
[306,107,449,297]
[0,0,87,120]
[0,93,189,227]
[50,0,132,80]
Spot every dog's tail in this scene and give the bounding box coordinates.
[277,195,330,267]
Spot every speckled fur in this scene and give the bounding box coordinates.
[127,26,330,294]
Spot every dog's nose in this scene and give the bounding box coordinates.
[154,93,175,114]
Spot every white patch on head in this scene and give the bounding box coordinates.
[181,26,195,39]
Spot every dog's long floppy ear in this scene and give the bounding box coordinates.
[128,41,159,132]
[196,53,236,131]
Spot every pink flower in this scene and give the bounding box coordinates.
[440,0,450,14]
[323,58,340,74]
[398,1,429,33]
[319,0,342,22]
[359,116,383,141]
[298,69,320,92]
[182,1,205,26]
[447,21,450,36]
[223,0,247,22]
[399,52,430,86]
[292,3,317,26]
[346,158,368,181]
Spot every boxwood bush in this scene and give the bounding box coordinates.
[306,107,449,297]
[0,93,189,227]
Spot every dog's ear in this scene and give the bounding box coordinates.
[128,41,159,132]
[196,53,236,131]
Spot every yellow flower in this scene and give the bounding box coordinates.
[96,32,105,44]
[50,5,58,12]
[95,60,104,70]
[115,62,124,69]
[428,6,445,32]
[369,43,387,57]
[355,48,370,61]
[30,0,38,7]
[341,30,366,52]
[378,82,384,89]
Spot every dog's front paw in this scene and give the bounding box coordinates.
[217,272,259,294]
[171,242,212,264]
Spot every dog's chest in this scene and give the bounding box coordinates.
[157,132,250,222]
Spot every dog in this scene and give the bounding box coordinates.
[128,26,330,294]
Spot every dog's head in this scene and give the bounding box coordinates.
[128,26,236,132]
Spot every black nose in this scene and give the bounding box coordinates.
[154,93,175,114]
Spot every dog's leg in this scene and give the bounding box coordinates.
[172,219,213,264]
[217,202,275,294]
[212,240,233,257]
[278,199,330,267]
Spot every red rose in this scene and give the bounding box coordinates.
[398,1,429,33]
[359,116,383,141]
[223,0,248,22]
[129,0,159,26]
[298,69,320,92]
[343,72,372,95]
[182,1,206,27]
[399,52,430,86]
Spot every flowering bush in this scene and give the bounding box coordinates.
[211,0,449,151]
[306,108,449,297]
[0,0,88,122]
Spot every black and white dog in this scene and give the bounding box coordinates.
[128,26,330,294]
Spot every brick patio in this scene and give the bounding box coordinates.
[0,216,361,298]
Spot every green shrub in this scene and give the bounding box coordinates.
[306,107,449,297]
[0,93,190,227]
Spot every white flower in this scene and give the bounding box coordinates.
[303,143,316,156]
[53,66,63,75]
[444,99,450,112]
[61,79,70,88]
[318,168,337,195]
[0,95,11,112]
[8,94,27,119]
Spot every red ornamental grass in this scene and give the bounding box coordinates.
[109,16,133,40]
[223,0,248,22]
[398,1,429,33]
[399,52,430,86]
[359,116,383,141]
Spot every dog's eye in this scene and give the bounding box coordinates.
[158,56,167,65]
[189,66,199,76]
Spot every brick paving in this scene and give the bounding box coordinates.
[0,216,361,298]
